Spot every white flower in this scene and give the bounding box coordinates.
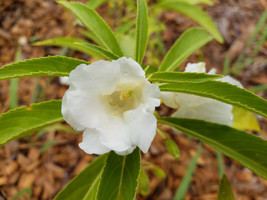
[161,62,242,126]
[59,76,71,85]
[62,57,160,155]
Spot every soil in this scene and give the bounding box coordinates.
[0,0,267,199]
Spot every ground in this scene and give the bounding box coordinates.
[0,0,267,199]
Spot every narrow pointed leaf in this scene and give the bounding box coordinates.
[0,56,89,80]
[54,154,108,200]
[157,2,223,42]
[98,148,141,200]
[34,37,102,58]
[159,28,212,71]
[135,0,148,64]
[75,43,119,60]
[59,1,123,56]
[0,100,63,145]
[86,0,107,9]
[174,147,201,200]
[149,72,223,83]
[79,30,105,47]
[159,81,267,118]
[158,117,267,179]
[218,175,236,200]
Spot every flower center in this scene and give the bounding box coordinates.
[104,83,143,116]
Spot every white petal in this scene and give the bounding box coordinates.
[115,146,136,156]
[62,86,105,129]
[208,68,216,74]
[172,96,233,126]
[185,62,206,73]
[160,92,179,109]
[79,129,111,154]
[124,105,157,153]
[69,61,120,94]
[218,75,243,88]
[61,86,85,131]
[59,76,70,85]
[116,57,145,80]
[98,118,133,152]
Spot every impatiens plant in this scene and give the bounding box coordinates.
[1,0,267,199]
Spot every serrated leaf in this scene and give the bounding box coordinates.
[59,1,123,57]
[159,81,267,118]
[218,174,236,200]
[157,2,223,42]
[159,28,212,71]
[233,107,261,132]
[0,100,63,145]
[75,43,119,60]
[158,117,267,179]
[165,139,180,159]
[149,72,223,83]
[0,56,89,80]
[34,37,102,58]
[97,148,141,200]
[54,154,108,200]
[135,0,148,64]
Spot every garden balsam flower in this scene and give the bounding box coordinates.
[161,62,242,126]
[62,57,160,155]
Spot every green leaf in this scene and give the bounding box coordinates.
[157,2,223,42]
[75,43,119,60]
[97,148,141,200]
[174,147,201,200]
[117,34,135,59]
[115,21,135,35]
[158,117,267,179]
[59,1,123,57]
[0,100,63,145]
[54,154,108,200]
[158,28,212,71]
[86,0,107,9]
[135,0,148,64]
[138,167,150,196]
[159,80,267,118]
[79,29,105,47]
[34,37,103,58]
[218,174,236,200]
[0,56,89,80]
[233,107,261,132]
[149,72,223,83]
[165,139,180,159]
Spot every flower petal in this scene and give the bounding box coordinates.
[160,92,179,109]
[79,129,111,154]
[124,105,158,153]
[69,61,120,94]
[97,119,133,152]
[185,62,206,73]
[172,95,233,126]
